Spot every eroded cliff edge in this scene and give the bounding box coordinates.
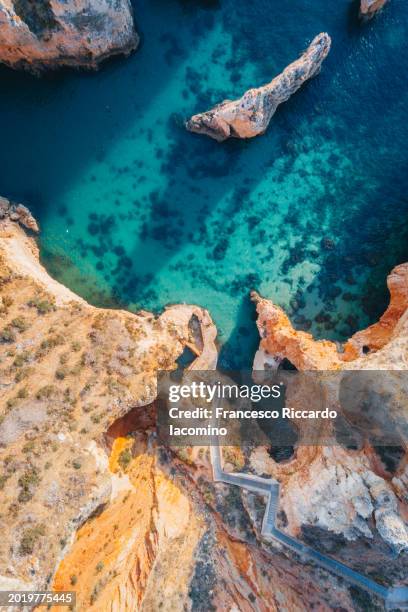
[0,212,211,598]
[0,208,407,610]
[0,212,334,611]
[250,272,408,583]
[0,0,138,71]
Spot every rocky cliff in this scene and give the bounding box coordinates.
[0,0,137,71]
[0,211,341,611]
[0,210,377,611]
[252,261,408,369]
[250,269,408,586]
[0,205,406,610]
[0,210,213,600]
[186,33,331,142]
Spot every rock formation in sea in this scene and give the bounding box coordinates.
[0,0,138,71]
[0,209,406,609]
[252,261,408,369]
[0,196,39,232]
[186,33,331,142]
[360,0,389,19]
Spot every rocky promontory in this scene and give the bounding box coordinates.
[0,196,39,233]
[186,33,331,142]
[251,261,408,369]
[0,209,406,609]
[250,269,408,583]
[0,213,216,602]
[0,0,138,72]
[1,213,355,611]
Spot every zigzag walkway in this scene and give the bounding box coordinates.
[210,444,408,609]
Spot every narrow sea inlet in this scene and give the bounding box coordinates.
[1,0,408,366]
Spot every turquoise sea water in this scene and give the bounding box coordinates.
[1,0,408,367]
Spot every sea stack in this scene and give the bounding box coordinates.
[186,33,331,142]
[0,0,138,72]
[360,0,389,19]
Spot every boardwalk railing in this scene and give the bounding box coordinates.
[210,444,408,609]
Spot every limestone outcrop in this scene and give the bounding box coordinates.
[0,214,349,611]
[342,263,408,362]
[251,266,408,580]
[0,0,138,71]
[251,289,341,370]
[186,33,331,142]
[252,262,408,370]
[360,0,389,19]
[0,211,378,611]
[0,196,39,232]
[0,214,215,597]
[2,206,407,608]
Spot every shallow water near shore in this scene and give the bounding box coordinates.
[1,0,408,367]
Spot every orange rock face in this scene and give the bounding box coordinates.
[53,435,203,611]
[53,406,339,611]
[2,212,407,609]
[0,217,220,600]
[252,262,408,370]
[342,263,408,360]
[0,0,138,71]
[250,264,408,581]
[251,290,341,370]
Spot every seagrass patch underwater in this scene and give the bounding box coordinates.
[1,0,408,366]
